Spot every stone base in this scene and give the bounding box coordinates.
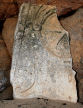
[0,99,83,108]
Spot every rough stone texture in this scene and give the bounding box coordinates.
[60,8,83,102]
[0,34,11,70]
[34,0,83,16]
[11,3,77,102]
[0,66,13,100]
[0,0,18,20]
[60,8,83,68]
[78,79,83,103]
[76,63,83,103]
[2,17,17,57]
[0,86,13,100]
[0,70,7,92]
[0,99,83,108]
[0,33,11,97]
[0,34,10,93]
[0,0,83,19]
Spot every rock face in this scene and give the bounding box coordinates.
[0,99,83,108]
[0,0,83,19]
[79,79,83,102]
[60,8,83,68]
[35,0,83,16]
[0,34,11,92]
[0,86,13,100]
[2,17,17,57]
[0,34,11,70]
[0,70,7,92]
[60,8,83,102]
[10,3,77,102]
[0,0,18,20]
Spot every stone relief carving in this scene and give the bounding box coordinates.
[10,3,77,102]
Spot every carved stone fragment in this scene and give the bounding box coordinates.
[10,3,77,102]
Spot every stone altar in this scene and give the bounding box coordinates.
[10,3,77,102]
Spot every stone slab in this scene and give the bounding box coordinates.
[0,99,83,108]
[10,3,77,102]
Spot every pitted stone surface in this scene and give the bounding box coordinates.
[10,3,77,102]
[0,99,83,108]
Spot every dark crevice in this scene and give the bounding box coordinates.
[62,103,66,105]
[58,9,77,20]
[0,20,5,33]
[75,73,79,102]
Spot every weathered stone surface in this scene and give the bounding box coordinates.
[0,0,18,20]
[0,99,83,108]
[0,33,11,92]
[35,0,83,16]
[0,69,13,100]
[2,17,17,57]
[0,86,13,100]
[0,70,7,92]
[60,8,83,68]
[79,79,83,102]
[10,3,77,102]
[0,34,11,70]
[60,8,83,102]
[0,0,83,19]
